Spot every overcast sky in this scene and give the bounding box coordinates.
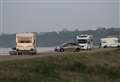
[0,0,120,33]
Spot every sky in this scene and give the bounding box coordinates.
[0,0,120,34]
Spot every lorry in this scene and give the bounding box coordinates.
[100,37,120,48]
[9,32,37,55]
[76,35,93,50]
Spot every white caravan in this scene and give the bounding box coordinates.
[9,32,37,55]
[100,37,120,48]
[76,35,93,50]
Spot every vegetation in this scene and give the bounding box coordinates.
[0,27,120,47]
[0,48,120,82]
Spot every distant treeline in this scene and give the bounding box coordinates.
[0,28,120,48]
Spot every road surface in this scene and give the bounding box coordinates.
[0,47,55,55]
[0,47,117,61]
[0,47,55,61]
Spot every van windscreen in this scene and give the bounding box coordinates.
[78,39,87,44]
[17,37,32,43]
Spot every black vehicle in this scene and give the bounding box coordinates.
[54,43,80,52]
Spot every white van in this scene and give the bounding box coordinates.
[100,37,119,48]
[76,35,93,50]
[9,32,37,55]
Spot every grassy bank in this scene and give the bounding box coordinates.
[0,48,120,82]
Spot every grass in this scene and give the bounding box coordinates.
[0,48,120,82]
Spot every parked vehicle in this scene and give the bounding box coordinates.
[9,32,37,55]
[100,37,120,48]
[76,35,93,50]
[54,43,80,52]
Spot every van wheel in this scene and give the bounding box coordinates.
[75,48,80,52]
[18,52,22,55]
[103,45,107,48]
[117,45,120,48]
